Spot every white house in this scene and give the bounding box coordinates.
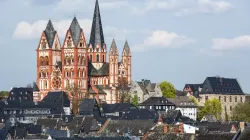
[167,96,197,121]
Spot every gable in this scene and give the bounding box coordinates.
[51,33,61,50]
[38,33,50,50]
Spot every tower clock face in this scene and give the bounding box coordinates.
[52,77,62,89]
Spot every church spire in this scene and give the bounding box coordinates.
[89,0,105,48]
[122,40,131,56]
[44,20,56,48]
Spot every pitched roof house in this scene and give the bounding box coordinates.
[129,79,162,103]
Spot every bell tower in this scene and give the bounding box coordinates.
[37,20,61,99]
[122,40,132,85]
[109,39,119,87]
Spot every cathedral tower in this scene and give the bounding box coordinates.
[109,39,119,87]
[122,40,132,85]
[61,17,88,92]
[37,20,61,98]
[89,0,107,64]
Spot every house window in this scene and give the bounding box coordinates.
[241,97,243,102]
[235,96,237,102]
[230,96,232,102]
[163,106,165,109]
[205,96,208,101]
[219,96,221,102]
[198,98,200,102]
[230,106,232,111]
[224,96,226,102]
[102,55,105,62]
[156,106,158,109]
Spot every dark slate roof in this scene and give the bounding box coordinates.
[195,133,236,140]
[201,77,244,95]
[44,20,57,48]
[67,116,85,134]
[88,62,109,76]
[167,96,196,108]
[184,84,203,92]
[40,91,70,107]
[33,82,40,92]
[102,103,132,113]
[102,119,155,136]
[27,124,42,135]
[176,90,188,96]
[122,40,130,56]
[161,110,182,124]
[46,129,69,138]
[8,87,33,102]
[69,17,82,47]
[0,129,9,140]
[197,122,238,133]
[25,134,49,139]
[55,137,130,140]
[201,115,217,122]
[120,108,158,120]
[238,126,250,140]
[146,133,193,140]
[79,99,101,119]
[37,118,59,129]
[140,97,175,106]
[88,85,107,94]
[89,0,105,49]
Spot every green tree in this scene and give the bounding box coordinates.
[132,94,139,106]
[198,99,222,120]
[231,103,250,122]
[190,96,198,106]
[159,81,176,98]
[0,91,9,98]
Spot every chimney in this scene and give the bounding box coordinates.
[157,114,163,125]
[164,124,168,133]
[240,122,245,132]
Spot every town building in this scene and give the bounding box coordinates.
[36,0,132,103]
[184,76,245,120]
[129,79,162,103]
[167,96,197,121]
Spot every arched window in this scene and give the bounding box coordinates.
[67,57,71,65]
[96,54,100,62]
[78,69,81,77]
[40,57,44,66]
[102,55,105,62]
[45,56,49,65]
[90,55,92,62]
[65,69,68,77]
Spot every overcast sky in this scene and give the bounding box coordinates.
[1,0,250,92]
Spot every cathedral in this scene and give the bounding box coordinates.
[36,0,132,103]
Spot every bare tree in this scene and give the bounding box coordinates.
[66,84,86,115]
[118,76,131,103]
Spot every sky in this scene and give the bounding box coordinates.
[0,0,250,92]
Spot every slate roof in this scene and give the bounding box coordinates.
[167,96,196,108]
[88,85,106,94]
[69,17,82,47]
[40,91,70,107]
[197,122,238,133]
[88,62,109,76]
[201,115,217,122]
[146,133,193,140]
[33,82,40,92]
[44,20,57,48]
[89,0,105,49]
[195,133,236,140]
[102,119,155,137]
[46,129,69,138]
[0,129,9,140]
[161,110,182,124]
[110,39,118,54]
[122,40,130,56]
[37,118,59,129]
[119,108,158,120]
[201,77,244,95]
[176,90,188,96]
[237,126,250,140]
[140,97,175,106]
[67,116,85,134]
[102,103,132,113]
[8,87,33,102]
[55,137,130,140]
[184,84,203,92]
